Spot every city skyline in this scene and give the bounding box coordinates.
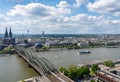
[0,0,120,34]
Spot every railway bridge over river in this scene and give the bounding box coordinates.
[15,47,74,82]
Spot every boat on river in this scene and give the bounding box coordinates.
[79,50,91,54]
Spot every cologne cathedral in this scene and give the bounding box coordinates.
[3,27,15,45]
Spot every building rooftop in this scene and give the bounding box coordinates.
[97,64,120,82]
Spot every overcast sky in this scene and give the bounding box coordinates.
[0,0,120,34]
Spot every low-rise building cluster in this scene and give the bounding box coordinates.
[96,63,120,82]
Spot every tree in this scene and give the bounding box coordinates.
[103,60,115,68]
[90,79,95,82]
[42,46,49,51]
[1,46,13,54]
[59,64,90,80]
[68,64,77,80]
[68,64,77,71]
[59,67,68,76]
[81,66,90,76]
[21,80,25,82]
[77,68,83,78]
[91,64,100,73]
[68,70,77,80]
[77,66,90,79]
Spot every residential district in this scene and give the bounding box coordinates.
[1,28,120,82]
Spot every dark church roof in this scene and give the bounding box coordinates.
[3,27,15,45]
[9,27,12,38]
[4,27,12,38]
[5,27,8,38]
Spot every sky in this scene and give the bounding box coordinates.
[0,0,120,34]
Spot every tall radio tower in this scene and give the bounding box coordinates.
[42,30,44,38]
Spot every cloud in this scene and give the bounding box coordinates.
[1,1,119,34]
[73,0,89,8]
[0,15,10,33]
[7,3,71,17]
[107,20,120,25]
[0,15,8,22]
[56,0,70,8]
[114,12,120,16]
[4,12,120,34]
[6,0,23,2]
[1,13,120,34]
[87,0,120,16]
[62,14,120,34]
[7,3,52,17]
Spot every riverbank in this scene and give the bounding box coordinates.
[0,54,11,57]
[77,59,120,68]
[34,45,120,52]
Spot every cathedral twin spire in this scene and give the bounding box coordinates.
[5,27,12,38]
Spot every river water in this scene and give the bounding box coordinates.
[36,48,120,68]
[0,55,39,82]
[0,48,120,82]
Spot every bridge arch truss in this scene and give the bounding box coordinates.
[15,47,57,74]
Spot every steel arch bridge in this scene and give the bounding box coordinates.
[15,47,57,74]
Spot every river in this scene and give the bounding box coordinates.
[36,48,120,68]
[0,55,39,82]
[0,48,120,82]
